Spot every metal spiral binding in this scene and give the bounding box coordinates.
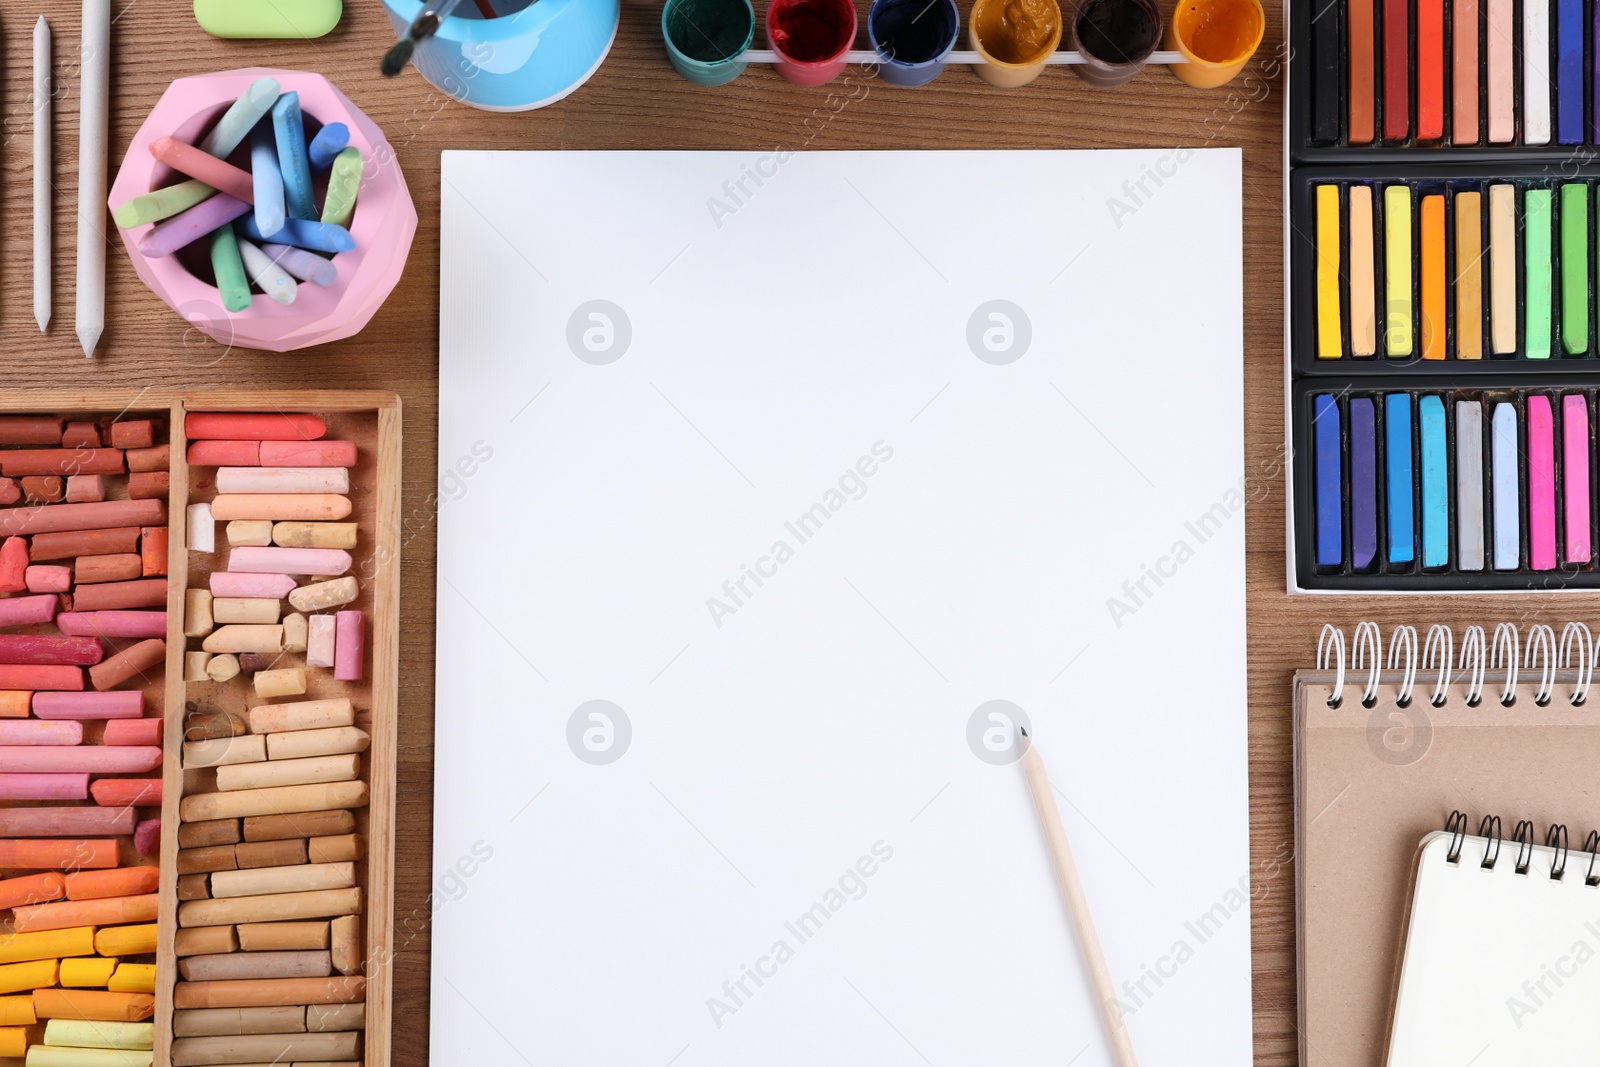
[1479,815,1502,869]
[1561,623,1593,706]
[1352,622,1382,708]
[1445,814,1578,880]
[1547,825,1570,880]
[1445,810,1468,863]
[1388,626,1418,706]
[1317,624,1346,709]
[1423,625,1453,707]
[1322,624,1599,708]
[1513,820,1536,875]
[1492,624,1521,707]
[1526,625,1557,706]
[1584,831,1600,886]
[1460,626,1487,707]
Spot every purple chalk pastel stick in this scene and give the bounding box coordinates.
[262,243,337,287]
[1351,398,1377,570]
[138,193,252,258]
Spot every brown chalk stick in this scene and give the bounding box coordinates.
[127,471,169,499]
[0,449,124,477]
[178,888,362,928]
[216,754,359,792]
[178,820,242,849]
[125,445,169,474]
[29,527,140,560]
[107,420,154,450]
[178,874,211,901]
[211,862,354,900]
[173,1004,305,1037]
[177,846,238,875]
[174,926,237,957]
[307,835,363,864]
[179,781,368,822]
[61,422,99,448]
[179,950,333,982]
[32,988,155,1021]
[0,499,163,537]
[236,921,329,952]
[74,554,142,584]
[305,1002,364,1032]
[73,579,166,612]
[233,839,307,869]
[171,975,366,1009]
[0,416,63,445]
[242,810,355,842]
[169,1029,357,1066]
[329,915,360,977]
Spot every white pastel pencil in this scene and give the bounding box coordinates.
[1020,726,1140,1067]
[34,15,52,333]
[75,0,109,358]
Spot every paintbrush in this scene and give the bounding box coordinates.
[382,0,481,77]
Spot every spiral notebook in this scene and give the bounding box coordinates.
[1387,822,1600,1064]
[1293,621,1600,1067]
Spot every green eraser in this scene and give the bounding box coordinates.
[193,0,342,38]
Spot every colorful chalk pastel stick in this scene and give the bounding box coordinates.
[1385,394,1415,564]
[1313,395,1342,565]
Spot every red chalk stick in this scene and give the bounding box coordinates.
[0,636,103,667]
[187,440,260,466]
[260,440,357,467]
[0,722,81,746]
[0,806,136,837]
[0,746,160,772]
[25,566,72,593]
[0,839,119,869]
[56,612,167,640]
[0,449,125,477]
[65,475,104,503]
[0,538,27,592]
[33,691,143,720]
[89,639,165,692]
[128,472,169,500]
[0,774,89,800]
[0,499,164,538]
[0,417,63,446]
[72,579,166,612]
[65,866,160,900]
[30,527,142,560]
[1382,0,1411,141]
[102,718,161,746]
[108,421,155,450]
[0,665,82,691]
[75,554,142,584]
[90,779,161,808]
[0,480,18,506]
[186,413,326,441]
[0,595,58,628]
[61,422,99,448]
[0,872,66,908]
[134,818,159,857]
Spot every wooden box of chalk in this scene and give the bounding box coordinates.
[161,393,399,1067]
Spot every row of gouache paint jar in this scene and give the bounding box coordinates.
[662,0,1266,89]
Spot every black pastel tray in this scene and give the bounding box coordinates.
[1291,377,1600,590]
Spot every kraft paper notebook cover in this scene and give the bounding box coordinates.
[1294,620,1600,1067]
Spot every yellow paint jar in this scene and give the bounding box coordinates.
[968,0,1063,87]
[1165,0,1264,88]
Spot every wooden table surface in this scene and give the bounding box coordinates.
[3,2,1585,1063]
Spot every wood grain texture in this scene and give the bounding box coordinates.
[8,3,1571,1065]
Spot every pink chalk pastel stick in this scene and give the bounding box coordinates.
[0,806,136,836]
[210,572,296,599]
[0,746,161,773]
[0,774,89,800]
[24,566,72,594]
[55,611,168,639]
[101,719,162,746]
[1529,396,1557,571]
[0,636,104,667]
[0,595,60,628]
[334,609,364,682]
[32,691,144,720]
[0,665,82,691]
[0,722,82,746]
[227,546,351,576]
[1564,395,1591,564]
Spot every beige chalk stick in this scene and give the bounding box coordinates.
[178,888,362,928]
[233,839,307,869]
[184,590,214,639]
[328,915,360,977]
[212,599,281,625]
[172,975,365,1010]
[172,1004,305,1037]
[225,521,273,548]
[202,625,283,655]
[217,468,349,495]
[272,522,357,550]
[251,668,305,699]
[168,1030,356,1066]
[281,612,307,653]
[210,863,355,900]
[216,754,359,793]
[304,1002,363,1032]
[265,727,369,761]
[306,614,335,668]
[286,577,358,613]
[204,655,240,683]
[180,781,369,822]
[247,698,353,735]
[184,734,267,769]
[173,926,237,956]
[41,1018,155,1050]
[307,835,363,864]
[236,921,329,952]
[183,652,212,683]
[209,495,352,522]
[179,950,333,982]
[243,810,355,842]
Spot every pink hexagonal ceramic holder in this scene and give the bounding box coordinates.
[109,68,417,353]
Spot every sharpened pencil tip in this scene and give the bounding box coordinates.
[77,326,101,359]
[1019,725,1028,737]
[35,310,49,333]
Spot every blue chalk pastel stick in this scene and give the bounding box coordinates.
[308,122,350,172]
[1313,394,1343,567]
[198,76,280,160]
[235,216,356,254]
[249,122,287,244]
[272,92,317,222]
[1558,0,1584,144]
[1385,393,1415,564]
[1351,398,1377,570]
[1492,403,1521,569]
[1419,395,1449,567]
